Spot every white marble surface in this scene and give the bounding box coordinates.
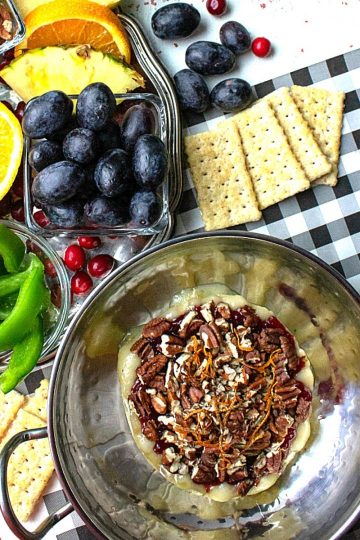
[122,0,360,88]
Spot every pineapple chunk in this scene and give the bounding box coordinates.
[15,0,121,19]
[0,45,144,102]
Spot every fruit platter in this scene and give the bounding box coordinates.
[0,0,360,538]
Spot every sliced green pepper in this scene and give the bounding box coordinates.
[0,316,44,393]
[0,293,18,320]
[0,224,26,273]
[0,264,47,351]
[0,254,43,298]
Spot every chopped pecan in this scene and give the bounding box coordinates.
[257,327,283,353]
[227,467,248,483]
[192,467,217,484]
[265,451,283,474]
[199,448,217,472]
[226,410,244,434]
[151,393,167,414]
[159,334,184,356]
[241,306,262,328]
[148,375,166,392]
[295,397,311,423]
[189,386,204,403]
[142,317,171,339]
[142,419,158,441]
[130,337,155,360]
[199,323,221,351]
[269,414,293,438]
[245,430,271,453]
[0,4,12,41]
[130,387,152,418]
[236,478,254,496]
[136,354,168,384]
[186,318,203,337]
[216,302,231,319]
[178,310,197,338]
[280,335,299,372]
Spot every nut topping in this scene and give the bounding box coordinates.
[0,4,12,41]
[128,300,312,496]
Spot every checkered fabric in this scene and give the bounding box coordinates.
[9,48,360,539]
[176,48,360,293]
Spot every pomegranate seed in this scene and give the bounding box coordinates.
[11,199,24,222]
[206,0,227,16]
[251,37,271,57]
[64,244,86,271]
[71,271,93,295]
[77,236,101,249]
[44,258,57,278]
[33,210,50,228]
[87,254,114,278]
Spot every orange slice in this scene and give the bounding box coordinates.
[0,103,23,201]
[17,0,131,63]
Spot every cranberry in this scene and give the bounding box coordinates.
[0,193,11,217]
[11,199,24,222]
[33,210,50,228]
[14,101,26,122]
[251,37,271,57]
[51,283,62,308]
[77,236,101,249]
[11,170,24,198]
[87,254,114,278]
[64,244,86,271]
[206,0,227,16]
[44,258,57,278]
[71,271,93,295]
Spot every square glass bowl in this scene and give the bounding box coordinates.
[23,92,169,237]
[0,220,71,367]
[0,0,25,55]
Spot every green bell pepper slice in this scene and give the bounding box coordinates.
[0,264,48,351]
[0,315,44,393]
[0,293,18,320]
[0,254,43,298]
[0,224,26,273]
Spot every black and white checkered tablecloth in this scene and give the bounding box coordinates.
[15,48,360,539]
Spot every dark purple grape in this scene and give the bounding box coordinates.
[97,121,122,152]
[76,83,116,131]
[63,127,100,165]
[219,21,251,54]
[130,191,162,227]
[210,78,253,112]
[94,149,133,197]
[121,104,155,153]
[44,199,84,227]
[22,91,73,138]
[151,3,200,39]
[32,161,86,204]
[29,140,63,172]
[84,196,129,226]
[133,135,168,190]
[185,41,236,75]
[46,117,78,143]
[174,69,210,113]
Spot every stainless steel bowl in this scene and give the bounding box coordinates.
[1,232,360,539]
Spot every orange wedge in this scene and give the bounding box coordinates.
[0,103,23,201]
[17,0,131,63]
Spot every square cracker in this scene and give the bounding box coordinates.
[184,122,262,230]
[0,390,25,441]
[233,100,310,209]
[23,379,48,422]
[266,87,332,182]
[0,409,54,522]
[290,85,345,186]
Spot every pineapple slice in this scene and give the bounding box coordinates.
[0,45,144,102]
[15,0,121,19]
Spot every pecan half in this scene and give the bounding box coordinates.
[199,323,221,350]
[159,334,184,356]
[142,419,158,441]
[130,337,155,360]
[189,386,204,403]
[143,317,171,339]
[151,393,167,414]
[136,354,168,384]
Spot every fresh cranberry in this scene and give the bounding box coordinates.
[71,271,93,295]
[11,170,24,198]
[87,254,114,278]
[33,210,50,228]
[206,0,227,16]
[77,236,101,249]
[10,199,24,222]
[64,244,86,271]
[14,101,26,122]
[251,37,271,57]
[44,258,57,278]
[0,193,11,217]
